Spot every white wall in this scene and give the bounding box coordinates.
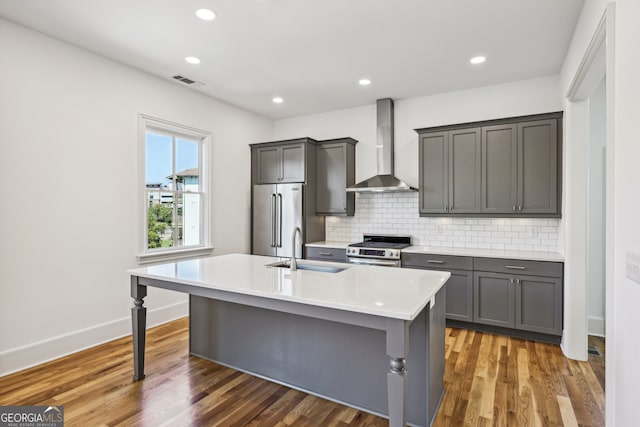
[0,19,272,375]
[274,76,563,250]
[610,1,640,425]
[275,76,562,188]
[558,0,612,363]
[327,193,560,252]
[587,77,606,336]
[562,0,640,424]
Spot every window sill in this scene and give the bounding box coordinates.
[137,246,215,265]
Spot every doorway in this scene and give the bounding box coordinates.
[563,6,615,426]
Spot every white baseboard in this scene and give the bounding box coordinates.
[588,315,606,337]
[0,301,188,377]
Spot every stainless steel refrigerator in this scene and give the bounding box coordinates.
[252,183,304,258]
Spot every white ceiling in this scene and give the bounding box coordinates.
[0,0,584,120]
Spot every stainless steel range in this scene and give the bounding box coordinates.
[346,234,411,267]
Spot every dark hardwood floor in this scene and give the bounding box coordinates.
[0,318,605,426]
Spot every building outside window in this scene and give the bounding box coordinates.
[139,115,212,262]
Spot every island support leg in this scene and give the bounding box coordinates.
[131,276,147,381]
[386,318,409,427]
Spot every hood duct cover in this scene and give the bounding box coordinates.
[346,98,417,193]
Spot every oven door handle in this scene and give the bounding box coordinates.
[348,258,399,267]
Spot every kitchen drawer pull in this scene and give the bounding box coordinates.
[318,252,333,256]
[505,265,526,270]
[426,260,445,264]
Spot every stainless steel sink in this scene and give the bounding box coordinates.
[266,260,346,274]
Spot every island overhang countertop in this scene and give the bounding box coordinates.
[128,253,450,321]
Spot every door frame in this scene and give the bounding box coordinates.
[562,5,615,426]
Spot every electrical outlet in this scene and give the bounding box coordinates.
[528,226,538,238]
[626,251,640,284]
[436,225,443,234]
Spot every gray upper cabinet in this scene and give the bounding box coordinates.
[281,144,306,182]
[419,132,447,214]
[255,145,282,183]
[518,120,558,214]
[416,112,562,218]
[251,138,317,184]
[418,128,481,215]
[481,124,517,214]
[316,138,357,216]
[482,119,559,215]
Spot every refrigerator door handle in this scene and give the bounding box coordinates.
[270,193,276,247]
[277,193,283,247]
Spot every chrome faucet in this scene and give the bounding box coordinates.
[290,226,302,271]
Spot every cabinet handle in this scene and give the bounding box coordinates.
[271,193,276,248]
[519,205,523,211]
[505,265,526,270]
[510,278,514,284]
[318,252,333,256]
[427,260,445,264]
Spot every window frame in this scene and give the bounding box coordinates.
[137,114,214,264]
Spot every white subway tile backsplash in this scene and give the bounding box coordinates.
[325,193,560,252]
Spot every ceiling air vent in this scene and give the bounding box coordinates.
[172,75,205,87]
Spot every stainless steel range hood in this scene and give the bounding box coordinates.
[346,98,417,193]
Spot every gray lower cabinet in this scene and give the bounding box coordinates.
[305,246,347,263]
[515,274,563,335]
[402,253,473,322]
[251,139,317,184]
[473,258,563,336]
[403,253,564,337]
[316,138,357,216]
[418,128,481,215]
[473,271,515,328]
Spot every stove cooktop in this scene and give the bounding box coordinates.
[348,234,411,249]
[348,241,410,249]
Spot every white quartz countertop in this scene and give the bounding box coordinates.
[402,246,564,262]
[128,253,449,321]
[307,241,563,262]
[306,241,350,249]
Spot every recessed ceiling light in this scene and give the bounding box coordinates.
[470,56,486,65]
[358,78,371,86]
[272,97,284,104]
[185,56,201,65]
[195,8,216,21]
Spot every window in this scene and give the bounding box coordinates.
[138,115,212,263]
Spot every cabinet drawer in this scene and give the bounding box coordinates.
[305,247,347,263]
[474,257,563,278]
[401,253,473,270]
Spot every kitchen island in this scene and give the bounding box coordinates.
[128,254,450,427]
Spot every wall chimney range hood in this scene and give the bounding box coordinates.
[346,98,417,193]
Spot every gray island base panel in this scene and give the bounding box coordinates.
[190,289,445,427]
[128,254,449,427]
